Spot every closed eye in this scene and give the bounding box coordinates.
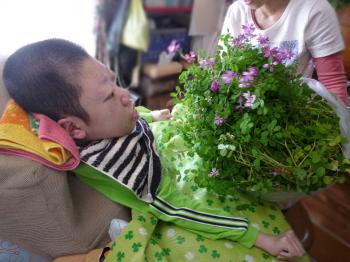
[103,91,114,102]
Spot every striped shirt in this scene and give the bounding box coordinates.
[79,118,161,202]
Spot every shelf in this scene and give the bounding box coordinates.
[144,6,192,14]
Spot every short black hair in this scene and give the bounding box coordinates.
[3,38,90,122]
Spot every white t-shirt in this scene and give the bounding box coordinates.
[221,0,344,77]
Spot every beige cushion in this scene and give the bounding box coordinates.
[0,57,10,115]
[0,56,131,259]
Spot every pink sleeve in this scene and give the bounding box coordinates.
[313,51,349,105]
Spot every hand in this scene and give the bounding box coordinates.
[151,109,171,122]
[255,230,305,261]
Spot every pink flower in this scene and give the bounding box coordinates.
[239,67,259,88]
[221,70,238,84]
[210,80,220,93]
[199,58,216,68]
[214,115,224,126]
[269,47,295,64]
[184,51,196,63]
[257,35,269,46]
[231,33,245,46]
[167,40,180,55]
[262,46,271,58]
[242,24,256,38]
[239,74,254,88]
[247,66,259,77]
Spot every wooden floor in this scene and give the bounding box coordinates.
[298,176,350,261]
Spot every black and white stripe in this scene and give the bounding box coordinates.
[150,195,248,230]
[79,118,161,202]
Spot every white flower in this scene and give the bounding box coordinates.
[208,168,220,178]
[245,255,254,262]
[185,252,195,261]
[167,228,176,238]
[224,242,233,249]
[138,227,148,236]
[242,91,256,108]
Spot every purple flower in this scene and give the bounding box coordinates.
[167,40,180,55]
[242,73,254,82]
[239,73,254,88]
[214,115,224,126]
[210,80,220,93]
[221,70,238,84]
[199,58,207,68]
[231,33,245,46]
[183,51,196,63]
[247,66,259,77]
[242,24,256,38]
[199,58,216,68]
[269,47,295,65]
[262,46,271,58]
[242,91,257,108]
[206,58,216,67]
[257,35,269,46]
[279,48,294,61]
[239,80,252,88]
[238,66,259,88]
[208,168,220,178]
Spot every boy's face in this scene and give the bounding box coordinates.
[76,57,139,140]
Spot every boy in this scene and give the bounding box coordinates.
[3,39,304,261]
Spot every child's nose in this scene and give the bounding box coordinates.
[121,95,131,106]
[120,89,132,106]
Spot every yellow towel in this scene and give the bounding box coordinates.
[0,100,71,165]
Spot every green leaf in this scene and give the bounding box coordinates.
[323,176,333,185]
[316,167,325,177]
[326,160,339,171]
[310,152,321,164]
[329,135,342,146]
[253,159,261,169]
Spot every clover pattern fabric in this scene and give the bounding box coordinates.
[105,106,309,262]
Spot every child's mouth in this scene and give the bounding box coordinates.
[132,109,139,121]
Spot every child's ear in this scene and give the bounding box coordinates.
[58,117,87,140]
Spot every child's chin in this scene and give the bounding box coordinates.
[132,110,140,121]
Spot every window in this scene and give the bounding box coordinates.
[0,0,96,56]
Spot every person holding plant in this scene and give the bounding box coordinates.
[2,39,306,261]
[221,0,349,105]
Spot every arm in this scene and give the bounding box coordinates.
[313,51,349,105]
[136,106,171,123]
[151,175,305,259]
[256,230,305,260]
